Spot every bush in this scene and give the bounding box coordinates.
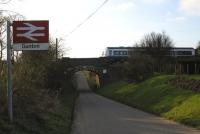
[0,47,76,133]
[124,54,154,82]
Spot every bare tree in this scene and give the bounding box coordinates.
[0,16,7,60]
[134,31,174,73]
[197,41,200,49]
[0,0,12,4]
[0,12,24,77]
[196,41,200,56]
[140,31,174,58]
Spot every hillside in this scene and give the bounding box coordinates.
[97,75,200,129]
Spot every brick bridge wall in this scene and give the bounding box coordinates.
[61,57,128,86]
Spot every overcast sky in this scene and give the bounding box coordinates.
[1,0,200,57]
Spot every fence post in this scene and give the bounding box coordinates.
[187,64,189,74]
[195,63,197,74]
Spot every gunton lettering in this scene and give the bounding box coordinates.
[22,44,40,48]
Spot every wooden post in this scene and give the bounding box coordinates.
[187,64,189,74]
[195,63,197,74]
[175,64,177,74]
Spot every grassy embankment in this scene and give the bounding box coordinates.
[0,82,77,134]
[97,75,200,129]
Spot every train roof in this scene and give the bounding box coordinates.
[107,47,133,49]
[106,47,195,49]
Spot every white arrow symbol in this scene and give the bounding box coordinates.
[16,23,45,41]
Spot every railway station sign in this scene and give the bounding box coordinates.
[13,20,49,50]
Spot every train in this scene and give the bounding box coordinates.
[103,47,196,57]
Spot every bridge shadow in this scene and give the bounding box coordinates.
[72,70,100,94]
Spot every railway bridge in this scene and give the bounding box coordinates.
[61,56,200,87]
[61,57,128,86]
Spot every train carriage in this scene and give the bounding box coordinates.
[103,47,195,57]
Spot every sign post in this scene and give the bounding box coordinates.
[6,20,49,122]
[7,21,13,122]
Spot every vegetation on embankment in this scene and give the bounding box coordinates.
[0,42,77,133]
[0,81,76,134]
[97,75,200,129]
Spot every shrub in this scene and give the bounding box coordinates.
[124,54,154,82]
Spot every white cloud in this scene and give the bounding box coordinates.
[107,2,135,12]
[165,10,187,23]
[180,0,200,16]
[142,0,168,4]
[166,16,187,22]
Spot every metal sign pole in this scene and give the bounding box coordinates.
[7,21,13,122]
[56,38,58,61]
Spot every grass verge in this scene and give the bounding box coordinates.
[97,75,200,129]
[0,82,77,134]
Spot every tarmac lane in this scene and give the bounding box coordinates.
[71,72,200,134]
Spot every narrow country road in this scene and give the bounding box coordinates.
[71,72,200,134]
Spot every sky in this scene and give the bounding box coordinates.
[1,0,200,58]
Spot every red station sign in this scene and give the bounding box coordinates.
[12,21,49,50]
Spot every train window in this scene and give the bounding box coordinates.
[123,51,128,55]
[113,51,128,56]
[109,50,112,55]
[114,51,119,55]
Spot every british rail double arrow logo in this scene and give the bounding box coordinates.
[16,23,45,41]
[13,21,49,43]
